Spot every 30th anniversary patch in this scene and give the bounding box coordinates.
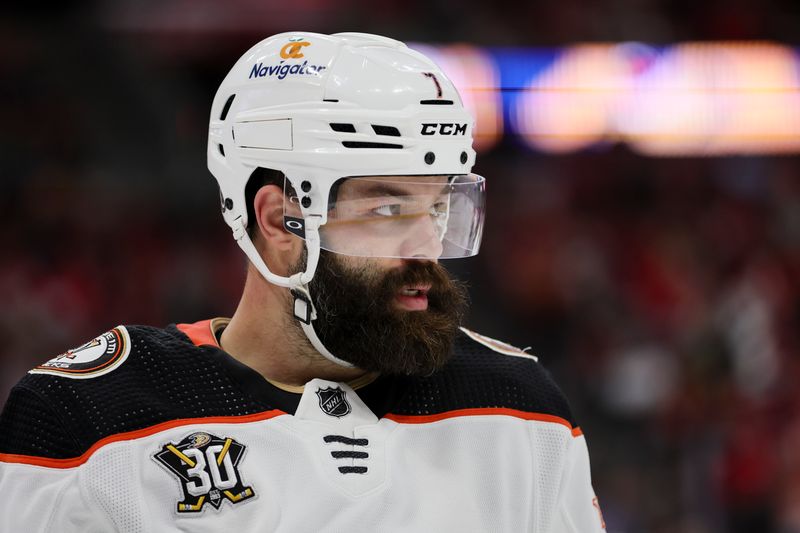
[29,326,131,379]
[154,432,255,514]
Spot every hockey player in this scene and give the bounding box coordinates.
[0,32,606,531]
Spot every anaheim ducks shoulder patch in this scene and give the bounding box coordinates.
[460,327,538,361]
[154,432,255,514]
[29,326,131,379]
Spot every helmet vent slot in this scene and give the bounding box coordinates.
[220,94,236,120]
[218,144,225,156]
[420,99,454,105]
[330,123,357,133]
[371,125,401,137]
[342,141,403,149]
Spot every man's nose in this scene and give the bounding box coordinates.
[396,214,443,260]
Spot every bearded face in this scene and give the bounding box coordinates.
[297,252,469,376]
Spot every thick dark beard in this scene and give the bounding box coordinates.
[294,252,469,376]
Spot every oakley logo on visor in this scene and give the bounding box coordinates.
[284,216,305,239]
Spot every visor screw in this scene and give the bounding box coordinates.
[301,180,312,192]
[460,151,468,164]
[424,151,435,165]
[301,196,312,208]
[224,198,234,210]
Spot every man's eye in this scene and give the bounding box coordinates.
[372,204,401,217]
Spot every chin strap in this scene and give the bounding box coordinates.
[232,214,354,368]
[291,285,354,368]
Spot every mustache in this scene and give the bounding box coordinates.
[379,261,451,293]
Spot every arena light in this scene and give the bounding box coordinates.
[617,43,720,155]
[621,42,800,156]
[513,44,634,153]
[414,41,800,155]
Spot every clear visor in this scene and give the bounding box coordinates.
[284,174,485,259]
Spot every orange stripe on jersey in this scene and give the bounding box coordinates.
[177,319,218,347]
[385,408,583,437]
[0,410,287,469]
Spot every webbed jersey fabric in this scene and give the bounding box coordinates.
[0,320,605,532]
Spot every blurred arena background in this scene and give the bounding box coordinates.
[2,1,800,531]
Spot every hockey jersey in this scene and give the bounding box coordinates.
[0,319,605,532]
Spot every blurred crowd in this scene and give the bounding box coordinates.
[3,3,800,532]
[474,151,800,532]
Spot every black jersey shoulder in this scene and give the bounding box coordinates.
[390,329,577,427]
[0,324,272,460]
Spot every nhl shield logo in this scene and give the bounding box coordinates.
[316,386,351,418]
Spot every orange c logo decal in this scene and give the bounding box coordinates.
[280,41,310,59]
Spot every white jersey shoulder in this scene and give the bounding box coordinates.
[28,325,132,380]
[460,327,538,362]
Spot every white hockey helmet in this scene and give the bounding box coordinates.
[207,31,485,366]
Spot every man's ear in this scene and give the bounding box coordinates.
[252,184,296,251]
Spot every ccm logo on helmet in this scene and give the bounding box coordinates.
[421,123,468,136]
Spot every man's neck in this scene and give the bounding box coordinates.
[219,270,369,388]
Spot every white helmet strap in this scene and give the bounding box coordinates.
[293,285,354,367]
[231,214,354,368]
